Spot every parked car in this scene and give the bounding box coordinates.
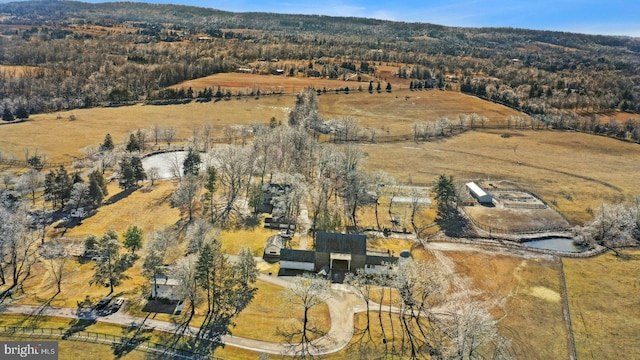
[109,297,125,312]
[95,296,111,309]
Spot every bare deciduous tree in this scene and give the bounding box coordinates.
[0,203,38,295]
[171,174,202,223]
[40,240,67,294]
[573,202,636,255]
[279,275,331,359]
[439,300,509,360]
[18,169,43,206]
[162,127,177,148]
[212,145,251,226]
[200,123,214,153]
[147,167,160,186]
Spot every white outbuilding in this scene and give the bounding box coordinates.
[466,182,493,204]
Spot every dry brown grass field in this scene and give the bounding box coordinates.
[171,72,364,93]
[0,64,48,78]
[62,181,180,239]
[0,87,524,165]
[419,247,569,359]
[0,334,147,359]
[0,99,291,163]
[321,246,570,360]
[563,250,640,359]
[319,89,524,135]
[363,129,640,224]
[3,72,640,358]
[354,199,437,233]
[463,206,568,233]
[0,314,168,355]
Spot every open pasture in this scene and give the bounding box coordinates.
[0,88,523,164]
[419,246,569,359]
[170,72,373,94]
[563,250,640,359]
[0,98,292,163]
[363,129,640,224]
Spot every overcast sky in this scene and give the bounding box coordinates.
[81,0,640,37]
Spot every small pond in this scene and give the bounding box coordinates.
[522,237,587,253]
[142,151,212,179]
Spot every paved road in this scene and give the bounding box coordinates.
[0,273,359,357]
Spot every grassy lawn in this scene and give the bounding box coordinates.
[354,199,437,233]
[63,181,181,238]
[0,338,147,360]
[219,226,275,256]
[232,279,331,342]
[323,311,408,360]
[429,249,569,359]
[0,315,164,360]
[563,250,640,359]
[125,278,329,344]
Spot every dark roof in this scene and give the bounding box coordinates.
[280,249,315,263]
[315,232,366,255]
[365,255,399,266]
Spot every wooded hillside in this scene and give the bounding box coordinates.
[0,1,638,120]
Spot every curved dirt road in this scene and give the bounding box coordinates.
[0,273,359,357]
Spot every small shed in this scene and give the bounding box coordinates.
[466,182,493,204]
[263,234,284,261]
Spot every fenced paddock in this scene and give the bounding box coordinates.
[491,189,547,209]
[462,203,570,235]
[0,326,216,360]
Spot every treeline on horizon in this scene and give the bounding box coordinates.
[0,0,638,122]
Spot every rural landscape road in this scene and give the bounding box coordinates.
[0,273,360,356]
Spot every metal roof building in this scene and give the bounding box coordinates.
[466,182,493,204]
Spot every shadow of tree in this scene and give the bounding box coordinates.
[617,251,639,261]
[63,314,97,339]
[111,315,153,358]
[435,205,471,238]
[119,253,139,272]
[241,214,261,229]
[104,186,140,206]
[277,321,328,360]
[25,292,60,328]
[347,327,380,359]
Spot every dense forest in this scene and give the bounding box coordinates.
[0,0,639,118]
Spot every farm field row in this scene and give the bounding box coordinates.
[0,89,523,164]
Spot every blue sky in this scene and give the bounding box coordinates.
[84,0,640,37]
